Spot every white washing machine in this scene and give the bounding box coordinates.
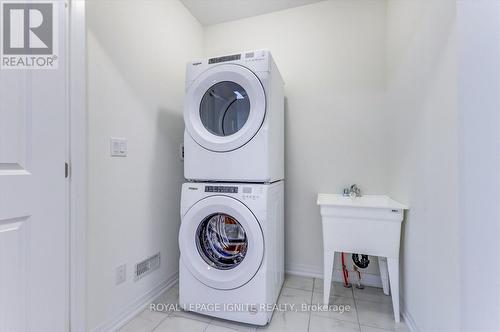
[183,49,284,182]
[179,181,284,325]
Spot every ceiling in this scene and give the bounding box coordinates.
[181,0,326,26]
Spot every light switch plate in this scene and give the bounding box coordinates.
[110,138,127,157]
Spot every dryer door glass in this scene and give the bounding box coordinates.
[199,81,250,136]
[196,213,248,270]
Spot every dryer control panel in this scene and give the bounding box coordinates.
[208,53,241,64]
[244,50,266,62]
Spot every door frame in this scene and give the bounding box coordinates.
[68,1,87,331]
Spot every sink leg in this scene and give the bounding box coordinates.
[323,251,335,305]
[387,257,400,323]
[378,257,390,296]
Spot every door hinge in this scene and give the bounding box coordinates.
[65,162,70,178]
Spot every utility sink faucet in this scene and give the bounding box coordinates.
[343,184,362,198]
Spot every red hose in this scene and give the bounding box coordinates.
[341,252,349,287]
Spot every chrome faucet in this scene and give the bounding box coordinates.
[343,184,362,198]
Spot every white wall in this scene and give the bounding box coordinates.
[86,1,203,329]
[386,1,460,331]
[204,0,388,279]
[457,1,500,330]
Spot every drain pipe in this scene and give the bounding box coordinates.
[352,253,370,289]
[353,265,364,289]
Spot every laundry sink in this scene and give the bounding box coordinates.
[317,194,407,211]
[317,194,408,257]
[317,193,408,322]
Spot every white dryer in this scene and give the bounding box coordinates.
[183,49,284,182]
[179,181,284,325]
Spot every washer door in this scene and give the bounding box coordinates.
[179,196,264,290]
[184,64,266,152]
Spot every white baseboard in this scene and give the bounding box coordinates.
[285,263,382,288]
[401,301,420,332]
[285,263,323,279]
[91,271,178,332]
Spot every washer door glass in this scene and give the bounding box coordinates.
[196,213,248,270]
[178,195,264,290]
[200,82,250,137]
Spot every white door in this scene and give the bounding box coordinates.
[179,196,264,290]
[184,64,266,152]
[0,3,68,332]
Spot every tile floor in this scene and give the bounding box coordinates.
[119,275,410,332]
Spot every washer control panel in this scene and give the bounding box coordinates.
[242,186,263,200]
[242,187,252,194]
[205,185,238,193]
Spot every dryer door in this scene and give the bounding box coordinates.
[179,196,264,290]
[184,64,266,152]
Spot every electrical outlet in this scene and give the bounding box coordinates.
[116,264,126,285]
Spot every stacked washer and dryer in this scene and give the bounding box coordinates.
[179,49,285,326]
